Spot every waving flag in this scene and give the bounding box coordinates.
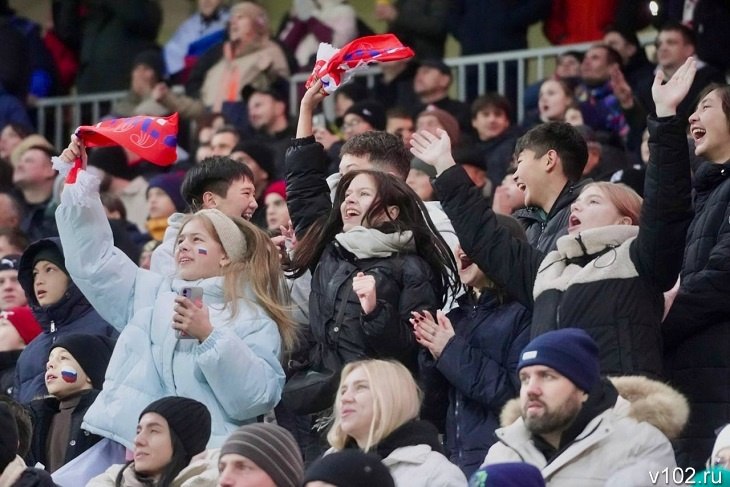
[307,34,415,94]
[76,113,179,165]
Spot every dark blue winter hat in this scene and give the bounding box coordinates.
[469,462,545,487]
[517,328,600,392]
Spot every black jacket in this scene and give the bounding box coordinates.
[28,390,102,471]
[513,178,592,253]
[663,159,730,470]
[0,349,21,396]
[433,115,692,378]
[13,238,118,405]
[285,137,440,374]
[419,291,531,478]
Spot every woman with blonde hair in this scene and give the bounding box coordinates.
[50,134,295,483]
[327,359,466,486]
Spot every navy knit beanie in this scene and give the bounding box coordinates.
[51,334,116,390]
[469,462,545,487]
[517,328,600,392]
[147,171,187,212]
[140,397,211,458]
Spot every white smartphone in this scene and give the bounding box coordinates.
[176,286,203,339]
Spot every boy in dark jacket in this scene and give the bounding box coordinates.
[29,333,115,473]
[13,238,118,404]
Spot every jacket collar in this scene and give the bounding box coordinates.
[555,225,638,260]
[693,160,730,193]
[373,420,444,460]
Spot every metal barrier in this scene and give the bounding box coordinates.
[35,35,655,148]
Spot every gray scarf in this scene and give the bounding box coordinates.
[335,226,415,259]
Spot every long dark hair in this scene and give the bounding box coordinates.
[288,170,458,307]
[115,429,191,487]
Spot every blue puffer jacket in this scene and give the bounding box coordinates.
[419,290,531,479]
[14,238,118,405]
[54,171,285,449]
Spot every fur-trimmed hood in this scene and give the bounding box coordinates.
[499,375,689,440]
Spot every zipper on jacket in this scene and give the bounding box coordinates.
[50,320,56,334]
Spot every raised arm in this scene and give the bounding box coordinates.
[630,58,695,290]
[54,136,146,330]
[286,80,334,237]
[411,129,543,309]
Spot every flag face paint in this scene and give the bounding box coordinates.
[197,247,208,255]
[61,366,78,383]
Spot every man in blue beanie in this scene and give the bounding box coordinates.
[482,328,687,486]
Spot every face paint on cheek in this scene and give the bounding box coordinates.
[61,366,78,383]
[197,247,208,255]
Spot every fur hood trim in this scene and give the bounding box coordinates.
[499,376,689,439]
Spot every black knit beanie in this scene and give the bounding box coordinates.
[220,423,303,487]
[0,402,19,471]
[302,449,395,487]
[139,397,211,457]
[51,334,116,390]
[31,247,68,276]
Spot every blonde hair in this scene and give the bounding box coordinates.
[583,181,643,225]
[327,360,421,452]
[230,2,270,41]
[178,213,297,352]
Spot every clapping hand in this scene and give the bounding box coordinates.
[652,57,697,117]
[411,309,455,359]
[410,129,456,176]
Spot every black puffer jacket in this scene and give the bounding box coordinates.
[663,160,730,470]
[13,238,118,405]
[433,115,692,378]
[513,178,592,253]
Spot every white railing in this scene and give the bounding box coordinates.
[35,35,655,148]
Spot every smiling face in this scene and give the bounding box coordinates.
[340,173,391,232]
[471,108,510,141]
[513,149,550,208]
[539,80,572,122]
[174,218,228,280]
[568,185,632,234]
[456,245,488,289]
[689,89,730,163]
[206,177,258,221]
[519,365,586,437]
[33,261,69,307]
[218,453,277,487]
[134,413,174,479]
[45,346,92,399]
[338,366,375,447]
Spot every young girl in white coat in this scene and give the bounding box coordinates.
[52,136,296,472]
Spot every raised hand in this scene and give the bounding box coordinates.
[609,65,634,109]
[410,128,456,176]
[352,272,377,315]
[60,134,88,170]
[297,79,328,138]
[652,57,697,117]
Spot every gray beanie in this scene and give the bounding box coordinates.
[220,423,303,487]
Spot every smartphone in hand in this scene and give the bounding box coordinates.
[176,286,203,339]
